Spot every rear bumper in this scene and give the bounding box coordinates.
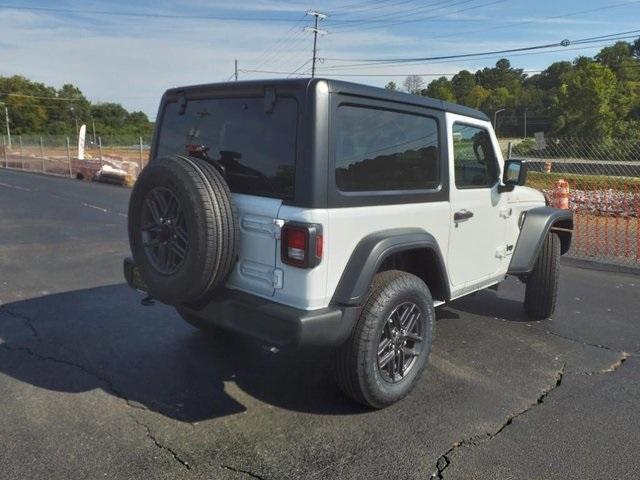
[123,258,358,348]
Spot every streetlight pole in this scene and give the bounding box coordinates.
[493,108,506,131]
[69,105,78,137]
[0,102,11,149]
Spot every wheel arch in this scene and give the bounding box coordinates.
[508,206,573,276]
[331,228,451,306]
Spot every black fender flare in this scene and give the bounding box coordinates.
[331,228,450,306]
[508,207,573,275]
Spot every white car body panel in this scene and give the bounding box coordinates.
[225,193,282,298]
[223,116,545,312]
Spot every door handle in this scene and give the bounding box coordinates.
[454,209,474,222]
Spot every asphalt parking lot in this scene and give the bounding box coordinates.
[1,168,639,480]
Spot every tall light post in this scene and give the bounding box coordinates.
[0,101,11,149]
[69,105,78,137]
[493,108,506,132]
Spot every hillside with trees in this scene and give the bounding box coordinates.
[386,39,640,138]
[0,75,153,138]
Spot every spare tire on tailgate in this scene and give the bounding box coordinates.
[128,155,238,305]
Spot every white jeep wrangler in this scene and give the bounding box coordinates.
[124,79,573,408]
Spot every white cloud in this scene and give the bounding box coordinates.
[0,3,636,119]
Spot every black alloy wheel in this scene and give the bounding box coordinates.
[377,301,424,383]
[140,186,188,275]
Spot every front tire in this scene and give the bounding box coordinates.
[524,233,561,319]
[335,270,435,409]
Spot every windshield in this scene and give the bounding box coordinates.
[155,96,297,200]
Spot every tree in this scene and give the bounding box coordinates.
[451,70,475,102]
[424,77,455,102]
[476,59,525,92]
[462,85,490,109]
[403,75,424,94]
[556,62,620,138]
[385,81,397,91]
[0,74,153,136]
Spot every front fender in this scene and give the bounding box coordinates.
[508,207,573,275]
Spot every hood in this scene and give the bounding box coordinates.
[507,186,546,206]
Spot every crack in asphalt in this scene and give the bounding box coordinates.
[431,350,634,479]
[0,342,194,471]
[132,417,191,470]
[0,342,147,412]
[431,364,566,479]
[221,465,266,479]
[580,352,630,375]
[0,308,199,471]
[1,305,40,339]
[542,329,639,357]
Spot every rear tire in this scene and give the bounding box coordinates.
[335,270,435,409]
[524,233,560,320]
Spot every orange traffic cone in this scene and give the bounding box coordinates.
[554,179,569,209]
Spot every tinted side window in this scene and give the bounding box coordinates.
[156,97,297,200]
[335,105,440,192]
[452,124,499,189]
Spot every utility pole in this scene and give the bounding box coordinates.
[92,119,97,144]
[523,109,528,139]
[493,108,506,131]
[234,59,238,81]
[306,11,327,78]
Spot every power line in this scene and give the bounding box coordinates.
[287,59,314,78]
[319,31,640,69]
[0,4,308,22]
[238,47,640,79]
[317,41,640,74]
[243,12,309,79]
[240,68,545,76]
[431,0,640,39]
[0,92,157,101]
[332,0,508,33]
[329,0,476,26]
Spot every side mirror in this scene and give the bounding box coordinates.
[499,160,528,193]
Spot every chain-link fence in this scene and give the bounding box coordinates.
[506,137,640,268]
[1,134,151,185]
[2,133,639,268]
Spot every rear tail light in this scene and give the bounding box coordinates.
[281,222,323,268]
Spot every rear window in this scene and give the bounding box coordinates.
[156,96,297,200]
[335,105,440,192]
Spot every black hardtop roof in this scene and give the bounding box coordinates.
[164,77,489,122]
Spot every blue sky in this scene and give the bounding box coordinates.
[1,0,638,118]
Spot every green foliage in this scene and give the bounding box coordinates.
[411,38,640,139]
[0,75,153,137]
[424,76,455,102]
[385,81,397,91]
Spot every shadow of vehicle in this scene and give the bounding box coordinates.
[448,286,533,323]
[0,284,368,423]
